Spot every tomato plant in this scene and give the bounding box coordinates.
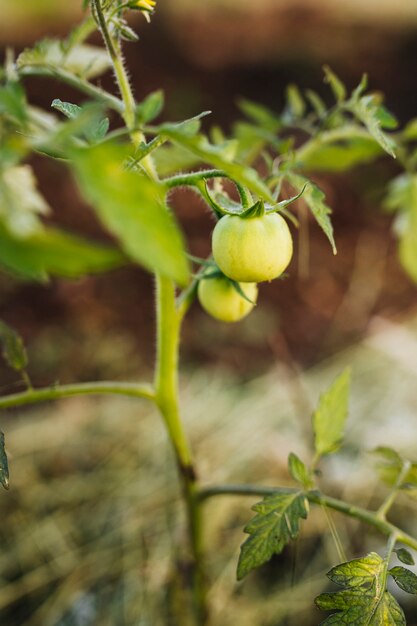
[0,1,417,625]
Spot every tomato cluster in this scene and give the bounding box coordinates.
[198,211,293,322]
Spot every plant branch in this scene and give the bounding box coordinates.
[198,484,417,552]
[18,66,124,115]
[0,381,156,409]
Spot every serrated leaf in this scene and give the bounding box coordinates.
[0,319,28,371]
[288,453,311,488]
[50,100,109,145]
[349,95,396,158]
[394,548,415,566]
[70,144,190,286]
[316,552,406,625]
[51,99,81,120]
[389,567,417,594]
[286,173,336,254]
[0,432,9,490]
[0,165,50,237]
[237,489,309,580]
[17,40,111,80]
[136,90,164,124]
[0,223,125,281]
[323,66,347,103]
[313,368,350,459]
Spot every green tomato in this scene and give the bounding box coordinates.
[212,212,293,282]
[197,276,258,323]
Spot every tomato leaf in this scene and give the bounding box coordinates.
[70,144,190,286]
[237,489,309,580]
[286,172,336,254]
[288,453,312,488]
[313,368,350,459]
[389,567,417,595]
[316,552,406,625]
[237,98,282,132]
[17,39,111,80]
[136,90,164,124]
[349,94,396,158]
[0,319,28,372]
[372,447,417,496]
[323,66,347,103]
[0,165,50,237]
[0,223,125,281]
[394,548,415,566]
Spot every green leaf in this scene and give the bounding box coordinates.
[300,137,381,173]
[0,81,27,126]
[237,98,282,133]
[0,165,50,237]
[384,174,417,284]
[372,447,417,494]
[305,89,326,117]
[136,90,164,124]
[349,94,396,158]
[0,432,9,490]
[51,100,109,145]
[237,489,309,580]
[159,129,275,202]
[313,368,350,459]
[17,39,111,80]
[288,453,312,488]
[389,567,417,594]
[316,552,406,625]
[323,66,347,103]
[51,98,81,119]
[0,223,125,281]
[286,173,336,254]
[70,144,190,286]
[0,319,28,371]
[394,548,415,566]
[285,84,306,119]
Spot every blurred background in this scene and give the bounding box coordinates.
[1,1,417,624]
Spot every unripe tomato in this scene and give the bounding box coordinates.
[197,275,258,322]
[212,213,293,282]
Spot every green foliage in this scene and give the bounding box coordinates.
[288,452,312,489]
[136,90,164,124]
[384,174,417,284]
[286,172,336,254]
[70,143,190,286]
[237,489,309,580]
[389,567,417,595]
[313,368,350,459]
[316,552,406,625]
[0,319,28,372]
[51,99,109,143]
[0,222,125,281]
[17,39,111,80]
[373,447,417,496]
[395,548,415,566]
[323,65,347,103]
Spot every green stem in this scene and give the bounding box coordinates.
[198,484,417,552]
[376,460,411,520]
[154,274,206,624]
[0,381,155,409]
[18,66,124,115]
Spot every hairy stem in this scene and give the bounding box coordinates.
[0,381,155,409]
[154,275,206,624]
[198,484,417,552]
